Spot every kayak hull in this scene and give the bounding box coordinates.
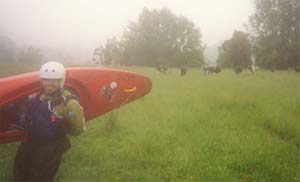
[0,67,152,143]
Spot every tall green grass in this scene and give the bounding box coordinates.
[1,67,300,181]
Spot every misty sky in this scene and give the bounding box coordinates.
[0,0,254,54]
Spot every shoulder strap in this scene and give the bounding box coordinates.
[24,91,43,123]
[50,94,79,108]
[63,95,79,106]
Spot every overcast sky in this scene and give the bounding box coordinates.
[0,0,254,53]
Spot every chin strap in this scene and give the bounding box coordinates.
[59,79,65,89]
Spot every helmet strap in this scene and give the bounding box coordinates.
[59,79,65,89]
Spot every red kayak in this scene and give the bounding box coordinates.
[0,67,152,143]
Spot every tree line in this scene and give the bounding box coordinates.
[0,36,43,64]
[249,0,300,70]
[217,0,300,72]
[93,8,205,67]
[1,0,299,70]
[95,1,300,71]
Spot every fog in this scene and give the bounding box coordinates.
[0,0,254,63]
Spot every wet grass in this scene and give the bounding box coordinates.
[1,65,300,181]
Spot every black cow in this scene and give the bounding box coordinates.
[234,65,255,74]
[203,66,221,74]
[234,67,243,74]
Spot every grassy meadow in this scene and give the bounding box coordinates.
[1,65,300,181]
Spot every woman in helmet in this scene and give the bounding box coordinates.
[13,61,85,182]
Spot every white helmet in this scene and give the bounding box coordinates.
[39,61,66,87]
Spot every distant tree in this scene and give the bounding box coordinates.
[249,0,300,70]
[217,31,252,71]
[0,36,17,63]
[102,8,204,67]
[18,46,43,64]
[93,46,104,65]
[217,40,231,67]
[93,37,123,66]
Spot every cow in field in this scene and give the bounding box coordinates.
[203,66,221,74]
[156,65,168,74]
[234,65,255,74]
[234,66,243,74]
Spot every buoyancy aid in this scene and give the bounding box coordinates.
[25,92,77,142]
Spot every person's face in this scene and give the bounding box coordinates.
[41,79,60,95]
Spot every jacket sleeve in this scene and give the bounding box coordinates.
[65,99,86,136]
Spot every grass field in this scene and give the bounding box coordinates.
[1,66,300,181]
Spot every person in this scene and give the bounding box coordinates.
[13,61,85,182]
